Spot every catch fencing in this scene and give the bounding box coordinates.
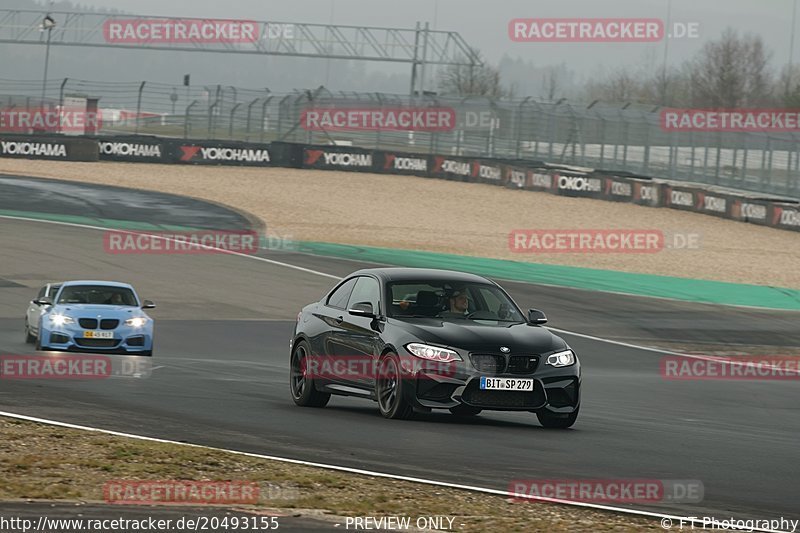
[1,77,798,198]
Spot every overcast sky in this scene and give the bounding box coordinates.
[4,0,799,95]
[69,0,799,71]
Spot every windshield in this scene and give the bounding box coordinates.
[56,285,139,306]
[387,281,524,322]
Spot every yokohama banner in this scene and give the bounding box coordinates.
[0,134,98,161]
[554,171,603,199]
[96,136,165,163]
[168,140,272,166]
[378,152,431,176]
[302,146,375,172]
[430,156,473,181]
[771,204,800,231]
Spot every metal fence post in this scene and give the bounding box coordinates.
[246,98,258,141]
[184,100,197,139]
[260,96,273,143]
[229,102,242,139]
[135,81,145,134]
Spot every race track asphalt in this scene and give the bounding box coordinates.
[1,175,799,525]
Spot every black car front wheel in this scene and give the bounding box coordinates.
[376,352,414,420]
[290,341,330,407]
[536,407,579,429]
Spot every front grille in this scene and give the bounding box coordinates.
[461,380,546,409]
[78,318,98,329]
[74,338,119,348]
[508,355,539,374]
[100,319,119,330]
[470,354,505,374]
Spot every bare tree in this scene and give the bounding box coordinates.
[687,28,772,107]
[584,67,645,103]
[542,66,561,101]
[438,48,508,98]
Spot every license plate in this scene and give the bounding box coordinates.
[83,330,113,339]
[480,377,534,391]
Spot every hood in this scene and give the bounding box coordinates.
[52,304,145,318]
[392,318,566,354]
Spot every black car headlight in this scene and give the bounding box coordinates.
[545,349,575,367]
[405,343,462,363]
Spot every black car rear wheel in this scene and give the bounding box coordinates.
[449,404,482,417]
[537,407,579,429]
[376,352,414,420]
[290,341,330,407]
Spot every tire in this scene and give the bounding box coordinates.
[449,404,482,417]
[35,334,44,351]
[289,341,330,407]
[139,350,153,357]
[24,319,35,344]
[376,352,414,420]
[537,407,579,429]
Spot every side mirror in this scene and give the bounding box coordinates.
[141,300,156,309]
[348,301,375,318]
[36,296,53,306]
[527,308,547,325]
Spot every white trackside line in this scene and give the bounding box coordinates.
[547,327,800,374]
[0,214,340,280]
[0,411,783,533]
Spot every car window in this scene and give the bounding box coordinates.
[56,285,138,306]
[387,280,524,322]
[326,278,358,309]
[347,277,381,313]
[36,286,46,299]
[478,286,502,313]
[48,284,61,298]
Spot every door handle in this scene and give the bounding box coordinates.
[336,316,344,324]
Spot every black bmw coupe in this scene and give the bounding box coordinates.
[289,268,580,428]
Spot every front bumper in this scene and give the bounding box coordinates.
[404,354,580,413]
[40,323,153,354]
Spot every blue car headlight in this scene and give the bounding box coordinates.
[124,317,149,328]
[545,349,575,367]
[50,314,75,326]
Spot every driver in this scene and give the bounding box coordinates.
[439,286,469,318]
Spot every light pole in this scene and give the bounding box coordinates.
[787,0,798,97]
[40,14,56,107]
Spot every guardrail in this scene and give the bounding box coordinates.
[1,133,798,233]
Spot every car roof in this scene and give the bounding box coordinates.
[348,268,494,284]
[58,280,135,289]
